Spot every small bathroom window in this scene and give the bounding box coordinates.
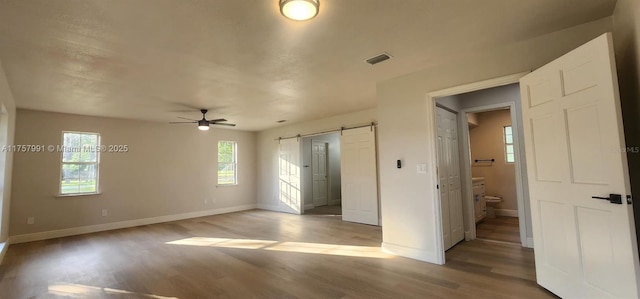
[504,126,515,163]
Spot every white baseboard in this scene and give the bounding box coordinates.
[381,242,440,265]
[0,241,8,265]
[304,204,315,211]
[8,204,256,244]
[464,230,473,240]
[495,209,518,217]
[256,203,279,211]
[525,237,534,248]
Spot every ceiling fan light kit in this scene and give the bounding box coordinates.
[280,0,319,21]
[169,109,236,130]
[197,120,210,131]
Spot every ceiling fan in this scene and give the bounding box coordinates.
[169,109,236,131]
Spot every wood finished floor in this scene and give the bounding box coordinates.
[476,216,521,244]
[0,210,555,299]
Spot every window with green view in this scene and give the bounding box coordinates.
[60,132,100,195]
[218,141,237,185]
[504,126,515,163]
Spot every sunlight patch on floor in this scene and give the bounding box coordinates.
[48,283,178,299]
[165,237,392,259]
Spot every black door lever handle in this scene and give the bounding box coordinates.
[592,194,623,204]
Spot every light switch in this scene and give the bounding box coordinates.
[417,163,427,174]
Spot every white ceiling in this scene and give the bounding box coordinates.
[0,0,617,131]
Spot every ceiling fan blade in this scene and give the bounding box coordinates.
[177,117,198,121]
[208,118,227,123]
[212,122,237,127]
[169,121,197,124]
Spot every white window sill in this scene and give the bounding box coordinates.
[216,184,238,187]
[56,192,102,198]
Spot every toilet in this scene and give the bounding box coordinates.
[484,195,502,218]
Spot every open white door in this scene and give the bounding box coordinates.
[436,107,464,250]
[520,33,640,298]
[341,126,379,225]
[312,141,329,207]
[278,138,302,214]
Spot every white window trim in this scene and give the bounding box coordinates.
[217,141,238,186]
[59,131,101,196]
[504,125,515,164]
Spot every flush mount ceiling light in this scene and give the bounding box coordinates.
[280,0,319,21]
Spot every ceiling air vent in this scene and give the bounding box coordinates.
[365,52,392,65]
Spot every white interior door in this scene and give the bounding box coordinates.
[278,138,302,214]
[436,107,464,250]
[312,141,329,207]
[341,126,379,225]
[520,33,639,298]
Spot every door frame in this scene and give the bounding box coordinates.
[459,102,528,246]
[300,131,342,214]
[427,72,530,264]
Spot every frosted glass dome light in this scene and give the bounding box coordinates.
[280,0,319,21]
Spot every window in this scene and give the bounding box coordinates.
[60,132,100,195]
[218,141,237,185]
[504,126,515,163]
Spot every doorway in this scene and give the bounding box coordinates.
[276,124,379,225]
[301,132,342,216]
[467,107,520,244]
[430,75,533,262]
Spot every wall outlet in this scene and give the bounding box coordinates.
[101,209,108,217]
[417,163,428,174]
[204,199,209,205]
[27,217,34,225]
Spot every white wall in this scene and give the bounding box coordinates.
[613,0,640,247]
[257,109,376,212]
[302,132,341,209]
[10,109,256,238]
[377,17,613,263]
[0,61,16,244]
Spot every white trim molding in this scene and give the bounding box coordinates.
[525,237,534,248]
[9,204,256,244]
[428,72,530,99]
[256,203,280,211]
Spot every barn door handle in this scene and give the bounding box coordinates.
[592,194,622,204]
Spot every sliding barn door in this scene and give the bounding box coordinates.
[520,33,639,298]
[341,126,379,225]
[278,138,302,214]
